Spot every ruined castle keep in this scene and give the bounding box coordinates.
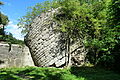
[25,9,87,67]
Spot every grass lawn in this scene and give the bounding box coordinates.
[70,67,120,80]
[0,66,120,80]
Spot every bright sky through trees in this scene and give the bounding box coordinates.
[0,0,46,40]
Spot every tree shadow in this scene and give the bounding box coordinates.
[0,67,120,80]
[16,67,67,80]
[70,66,120,80]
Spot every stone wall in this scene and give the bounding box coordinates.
[25,8,87,67]
[0,42,34,68]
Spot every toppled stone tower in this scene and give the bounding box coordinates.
[25,9,87,67]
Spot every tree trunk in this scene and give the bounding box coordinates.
[95,49,99,65]
[65,38,68,67]
[67,36,71,67]
[2,25,5,36]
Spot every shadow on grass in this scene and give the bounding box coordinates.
[0,67,73,80]
[70,66,120,80]
[0,67,120,80]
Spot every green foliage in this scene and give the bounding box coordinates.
[0,67,79,80]
[53,0,120,69]
[106,0,120,72]
[107,0,120,41]
[70,67,120,80]
[0,13,9,25]
[18,0,120,70]
[97,55,114,68]
[108,0,120,27]
[54,0,120,68]
[0,2,23,45]
[0,67,120,80]
[0,13,9,35]
[18,0,62,34]
[0,32,24,45]
[54,0,111,64]
[0,2,9,36]
[5,33,24,45]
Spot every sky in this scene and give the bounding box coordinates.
[0,0,46,40]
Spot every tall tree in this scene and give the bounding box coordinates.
[0,1,4,25]
[54,0,108,65]
[107,0,120,71]
[0,13,9,36]
[0,2,9,36]
[18,0,119,68]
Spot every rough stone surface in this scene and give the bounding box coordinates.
[0,43,34,68]
[25,8,87,67]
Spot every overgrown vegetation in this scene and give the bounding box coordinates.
[0,2,9,36]
[0,67,120,80]
[0,1,24,45]
[106,0,120,72]
[0,0,120,79]
[17,0,61,34]
[18,0,120,72]
[0,33,24,45]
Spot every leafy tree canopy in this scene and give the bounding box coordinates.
[0,13,9,25]
[18,0,61,34]
[18,0,120,69]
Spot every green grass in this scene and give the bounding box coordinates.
[0,67,120,80]
[70,67,120,80]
